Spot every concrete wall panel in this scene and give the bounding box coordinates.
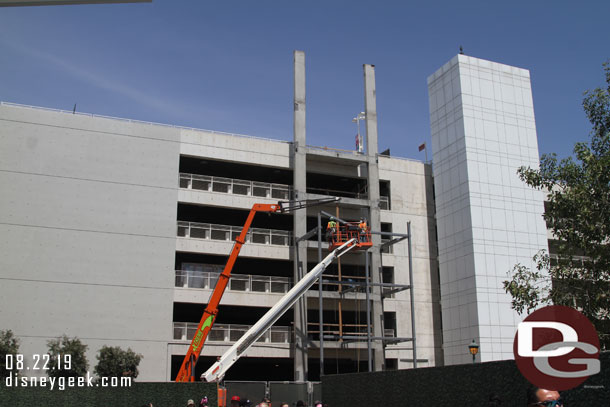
[180,130,291,169]
[0,104,179,381]
[176,239,291,260]
[178,189,279,210]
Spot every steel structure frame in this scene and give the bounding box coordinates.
[293,211,418,378]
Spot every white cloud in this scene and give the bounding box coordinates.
[2,39,199,119]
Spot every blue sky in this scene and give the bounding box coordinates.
[1,0,608,160]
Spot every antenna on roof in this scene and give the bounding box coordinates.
[459,46,464,55]
[72,103,77,114]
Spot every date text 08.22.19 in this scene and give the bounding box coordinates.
[5,354,72,371]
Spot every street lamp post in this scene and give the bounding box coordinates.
[468,339,479,364]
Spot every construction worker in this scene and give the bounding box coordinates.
[358,217,368,242]
[326,216,337,243]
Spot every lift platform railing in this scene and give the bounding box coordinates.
[328,222,372,251]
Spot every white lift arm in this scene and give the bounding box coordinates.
[201,238,357,382]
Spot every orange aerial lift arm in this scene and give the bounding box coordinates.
[175,197,339,382]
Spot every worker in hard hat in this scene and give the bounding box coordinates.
[326,216,337,243]
[358,217,368,242]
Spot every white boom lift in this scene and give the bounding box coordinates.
[201,238,357,382]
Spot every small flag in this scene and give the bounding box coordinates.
[418,142,426,152]
[356,134,363,153]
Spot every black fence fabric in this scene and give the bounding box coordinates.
[322,352,609,407]
[0,381,217,407]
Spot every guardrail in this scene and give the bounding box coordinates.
[177,221,291,246]
[306,186,368,200]
[179,172,292,200]
[175,268,377,295]
[307,324,396,339]
[173,322,291,344]
[305,145,365,157]
[176,270,291,293]
[179,172,388,208]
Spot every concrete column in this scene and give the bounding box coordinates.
[363,64,385,371]
[292,50,308,381]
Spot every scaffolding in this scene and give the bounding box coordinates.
[294,211,418,378]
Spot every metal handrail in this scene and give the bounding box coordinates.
[306,144,429,164]
[175,268,372,294]
[176,221,291,246]
[175,269,292,293]
[305,145,364,156]
[179,172,292,200]
[306,186,368,200]
[306,325,396,339]
[377,153,427,164]
[173,322,291,344]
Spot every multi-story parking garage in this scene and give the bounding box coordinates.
[0,52,548,381]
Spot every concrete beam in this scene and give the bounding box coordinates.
[363,64,385,371]
[292,50,309,381]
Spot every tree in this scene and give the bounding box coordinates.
[0,330,20,379]
[94,345,142,379]
[47,335,89,378]
[504,61,610,349]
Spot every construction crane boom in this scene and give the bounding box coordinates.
[202,238,357,382]
[175,197,339,382]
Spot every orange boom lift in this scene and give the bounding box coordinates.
[175,197,339,382]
